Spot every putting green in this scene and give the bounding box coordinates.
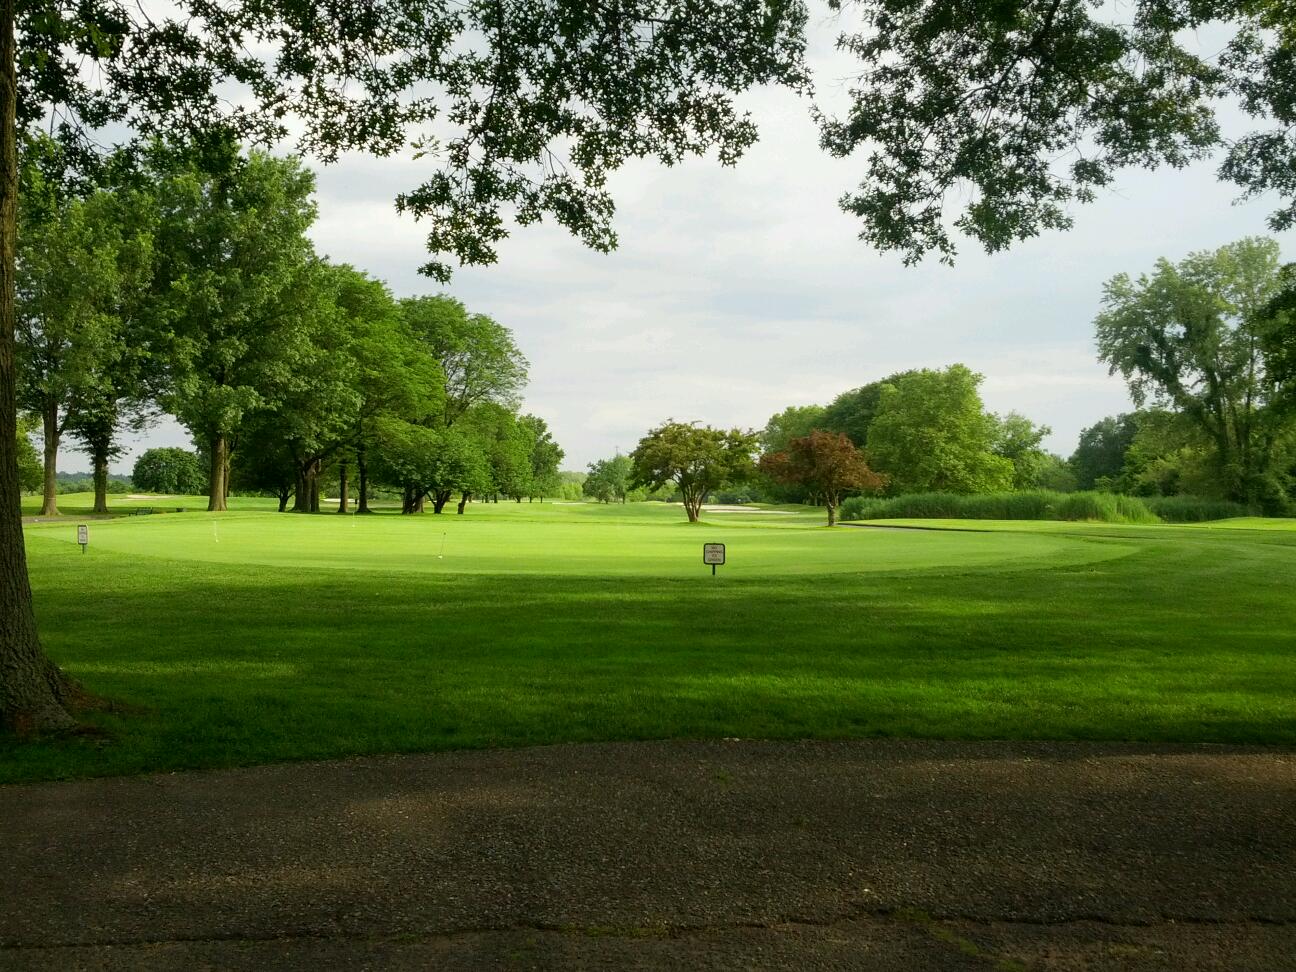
[25,502,1139,576]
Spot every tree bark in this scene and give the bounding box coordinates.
[457,491,470,514]
[416,492,426,513]
[432,489,451,514]
[207,434,228,512]
[0,0,76,732]
[277,487,289,513]
[92,444,109,514]
[356,448,371,513]
[39,403,58,516]
[827,502,837,527]
[292,464,308,512]
[293,459,319,513]
[337,460,348,513]
[682,487,702,522]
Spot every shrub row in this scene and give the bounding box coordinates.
[838,490,1180,524]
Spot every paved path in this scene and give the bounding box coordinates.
[2,739,1293,970]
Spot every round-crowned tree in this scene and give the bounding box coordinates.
[131,447,207,495]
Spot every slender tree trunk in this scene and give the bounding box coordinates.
[277,487,289,513]
[92,444,109,514]
[356,448,371,513]
[207,434,228,512]
[401,486,419,514]
[309,460,320,513]
[39,403,57,516]
[292,463,309,512]
[457,491,470,514]
[337,461,348,513]
[0,0,76,732]
[827,502,837,527]
[416,492,426,513]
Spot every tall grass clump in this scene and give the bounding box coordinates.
[1145,495,1249,522]
[840,490,1159,524]
[1053,492,1158,524]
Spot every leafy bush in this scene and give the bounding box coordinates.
[712,485,763,505]
[1144,495,1249,522]
[840,490,1160,524]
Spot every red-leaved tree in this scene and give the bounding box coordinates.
[760,430,886,526]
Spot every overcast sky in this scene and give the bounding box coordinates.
[82,25,1293,474]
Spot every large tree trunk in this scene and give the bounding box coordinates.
[432,489,451,514]
[356,448,371,514]
[0,0,76,732]
[277,487,290,513]
[337,461,348,513]
[826,501,837,527]
[91,443,109,514]
[39,402,58,516]
[401,486,418,514]
[416,492,426,513]
[207,434,228,512]
[457,491,470,514]
[293,459,319,513]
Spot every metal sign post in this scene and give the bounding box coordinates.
[702,542,725,575]
[76,524,88,554]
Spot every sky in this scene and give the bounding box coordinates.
[74,23,1293,475]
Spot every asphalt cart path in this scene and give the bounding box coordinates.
[2,739,1293,970]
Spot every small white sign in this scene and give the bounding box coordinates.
[76,524,88,545]
[702,543,726,566]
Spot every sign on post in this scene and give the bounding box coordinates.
[702,542,725,575]
[76,524,88,554]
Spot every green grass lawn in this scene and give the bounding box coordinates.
[5,498,1295,782]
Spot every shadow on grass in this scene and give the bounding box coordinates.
[4,529,1295,782]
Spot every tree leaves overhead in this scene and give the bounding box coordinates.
[820,0,1292,262]
[19,2,1296,273]
[20,0,809,280]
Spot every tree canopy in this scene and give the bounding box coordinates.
[630,421,757,522]
[132,447,206,496]
[1096,237,1288,505]
[820,0,1296,262]
[866,365,1014,494]
[760,429,885,525]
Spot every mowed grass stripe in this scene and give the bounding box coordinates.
[4,501,1294,783]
